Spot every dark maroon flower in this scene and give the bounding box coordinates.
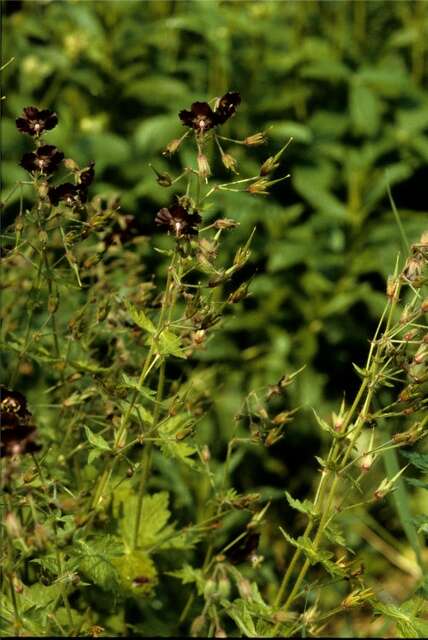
[224,531,260,565]
[79,161,95,188]
[48,183,83,207]
[179,101,217,133]
[103,214,139,247]
[16,106,58,136]
[20,145,64,175]
[179,91,241,133]
[155,204,201,237]
[0,386,41,457]
[48,162,95,206]
[214,91,241,124]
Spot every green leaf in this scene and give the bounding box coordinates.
[77,535,123,591]
[401,451,428,472]
[153,329,187,359]
[168,565,205,594]
[126,301,156,334]
[84,425,111,451]
[158,414,197,467]
[284,491,316,517]
[113,488,174,551]
[349,81,382,136]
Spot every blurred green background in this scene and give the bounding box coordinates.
[2,0,428,525]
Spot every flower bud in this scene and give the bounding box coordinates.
[190,615,206,636]
[48,295,59,314]
[221,152,238,173]
[244,132,267,146]
[201,444,211,462]
[163,138,182,157]
[217,576,231,599]
[5,512,22,538]
[237,578,252,600]
[213,218,239,230]
[63,158,79,172]
[197,152,211,179]
[259,155,279,176]
[204,578,217,600]
[150,164,172,187]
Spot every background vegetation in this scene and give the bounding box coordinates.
[1,0,427,637]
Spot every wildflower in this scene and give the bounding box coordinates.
[214,91,241,124]
[225,531,260,565]
[179,91,241,133]
[155,204,201,237]
[16,106,58,136]
[0,386,41,457]
[48,183,84,206]
[20,145,64,175]
[48,162,95,206]
[79,161,95,188]
[179,101,217,133]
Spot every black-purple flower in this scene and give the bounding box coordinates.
[79,161,95,188]
[179,91,241,133]
[48,162,95,206]
[155,204,201,237]
[214,91,242,124]
[0,386,41,457]
[20,145,64,175]
[48,183,83,207]
[16,106,58,136]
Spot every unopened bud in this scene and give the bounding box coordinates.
[228,282,250,304]
[259,155,279,176]
[218,576,231,599]
[386,276,399,299]
[201,444,210,462]
[197,152,211,179]
[63,158,79,172]
[215,629,227,638]
[244,132,267,146]
[360,454,373,472]
[38,230,48,247]
[163,138,182,157]
[150,164,172,187]
[190,615,206,636]
[246,177,270,195]
[38,182,49,199]
[421,298,428,313]
[15,216,24,232]
[48,295,59,314]
[5,512,22,538]
[237,578,252,600]
[204,578,217,599]
[213,218,239,230]
[221,152,238,173]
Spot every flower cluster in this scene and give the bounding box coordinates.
[16,106,95,207]
[0,386,41,457]
[179,91,241,134]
